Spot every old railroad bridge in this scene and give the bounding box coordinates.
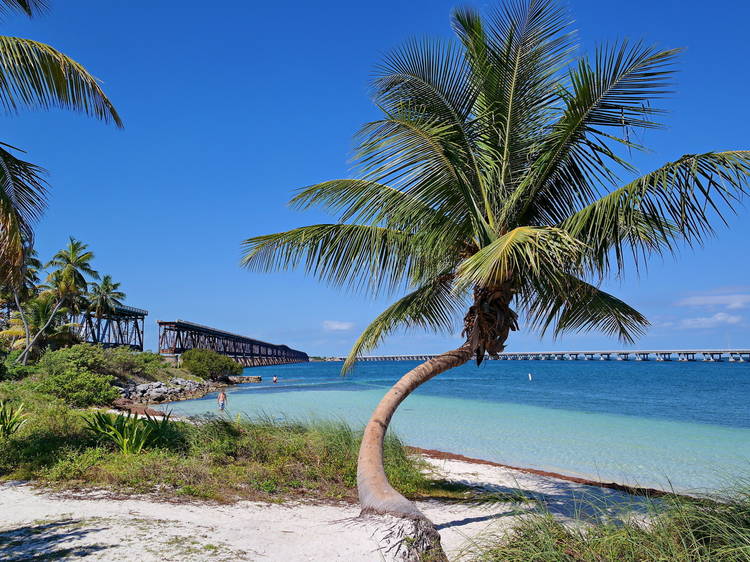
[72,303,308,367]
[345,350,750,362]
[158,320,308,366]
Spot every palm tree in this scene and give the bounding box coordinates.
[0,0,121,284]
[17,237,98,362]
[0,292,75,355]
[241,0,750,553]
[3,247,41,352]
[85,274,125,345]
[88,275,125,319]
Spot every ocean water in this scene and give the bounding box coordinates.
[166,360,750,493]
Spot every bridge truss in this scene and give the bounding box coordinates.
[76,304,148,351]
[157,320,308,367]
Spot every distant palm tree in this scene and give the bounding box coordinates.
[17,237,98,362]
[241,0,750,551]
[0,0,121,283]
[88,275,125,319]
[0,292,75,354]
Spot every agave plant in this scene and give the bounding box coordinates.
[0,400,27,439]
[84,411,154,455]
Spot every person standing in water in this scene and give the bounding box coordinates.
[272,375,278,384]
[217,390,227,411]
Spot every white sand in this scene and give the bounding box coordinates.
[0,457,648,561]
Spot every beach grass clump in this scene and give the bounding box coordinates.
[462,490,750,561]
[0,400,27,439]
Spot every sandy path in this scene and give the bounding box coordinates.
[0,458,646,561]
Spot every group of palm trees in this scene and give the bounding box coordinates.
[0,237,126,362]
[0,1,121,363]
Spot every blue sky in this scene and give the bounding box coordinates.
[4,0,749,355]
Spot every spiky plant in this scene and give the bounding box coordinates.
[241,0,750,555]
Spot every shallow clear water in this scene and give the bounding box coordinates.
[166,360,750,492]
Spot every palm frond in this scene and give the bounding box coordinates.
[519,273,648,343]
[561,151,750,276]
[241,223,448,297]
[342,274,466,373]
[0,0,46,18]
[506,41,680,226]
[453,0,574,206]
[455,225,586,289]
[0,145,46,269]
[0,36,121,126]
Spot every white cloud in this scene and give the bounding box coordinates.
[323,320,355,332]
[676,294,750,310]
[679,312,742,330]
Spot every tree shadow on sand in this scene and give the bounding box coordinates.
[432,477,660,531]
[0,519,111,561]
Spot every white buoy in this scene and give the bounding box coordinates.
[528,373,533,381]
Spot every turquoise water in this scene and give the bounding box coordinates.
[166,360,750,492]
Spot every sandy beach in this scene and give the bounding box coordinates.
[0,455,648,561]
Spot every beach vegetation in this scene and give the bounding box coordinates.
[0,384,499,504]
[240,0,750,554]
[181,348,243,380]
[462,490,750,561]
[0,400,26,439]
[35,367,118,407]
[84,411,158,455]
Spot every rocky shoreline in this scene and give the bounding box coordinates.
[117,377,224,404]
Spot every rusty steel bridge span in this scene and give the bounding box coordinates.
[76,304,148,351]
[157,320,308,367]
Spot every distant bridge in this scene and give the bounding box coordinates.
[76,304,148,351]
[158,319,308,367]
[340,349,750,363]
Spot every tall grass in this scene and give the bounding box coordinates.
[461,488,750,561]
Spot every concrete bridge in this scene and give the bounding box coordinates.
[341,349,750,363]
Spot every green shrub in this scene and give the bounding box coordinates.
[37,344,108,377]
[37,344,173,385]
[2,350,37,381]
[44,447,108,480]
[0,400,27,439]
[181,348,242,380]
[102,347,171,381]
[36,367,118,407]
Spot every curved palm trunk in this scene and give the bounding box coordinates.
[17,299,63,363]
[357,344,473,518]
[12,291,30,363]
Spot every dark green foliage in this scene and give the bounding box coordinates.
[181,348,242,380]
[35,367,118,407]
[2,350,35,381]
[37,343,108,376]
[102,347,170,381]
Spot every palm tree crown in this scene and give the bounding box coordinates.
[46,237,99,305]
[242,0,750,371]
[87,274,125,319]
